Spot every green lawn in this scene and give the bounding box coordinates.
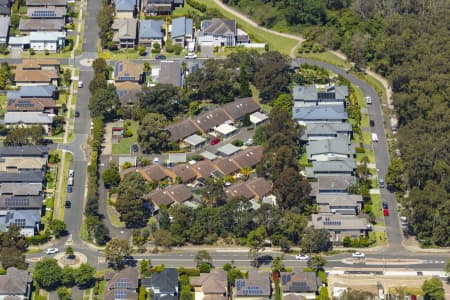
[112,121,138,155]
[362,131,373,145]
[356,150,375,164]
[107,204,125,228]
[97,281,106,299]
[0,94,6,116]
[57,151,73,220]
[172,1,203,17]
[298,52,352,68]
[80,222,89,241]
[370,194,383,218]
[98,49,143,60]
[202,0,297,55]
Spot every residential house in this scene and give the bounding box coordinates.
[0,182,43,196]
[213,158,240,176]
[232,146,263,169]
[0,16,10,44]
[138,19,163,47]
[214,123,237,138]
[191,160,217,179]
[7,85,57,99]
[0,267,32,299]
[26,0,67,7]
[280,270,321,300]
[112,18,138,49]
[141,268,178,300]
[222,97,260,121]
[199,18,236,47]
[293,85,348,107]
[224,177,272,201]
[143,184,192,211]
[234,271,271,300]
[0,209,41,236]
[4,112,53,133]
[0,0,11,16]
[27,6,67,19]
[142,0,183,15]
[317,176,355,194]
[159,60,183,87]
[301,122,352,143]
[171,16,193,47]
[166,164,197,183]
[0,156,47,172]
[14,65,59,86]
[292,105,348,126]
[165,119,199,142]
[183,134,206,149]
[236,28,249,44]
[115,81,141,105]
[0,170,44,183]
[115,0,137,18]
[8,35,30,49]
[104,268,139,300]
[0,145,48,158]
[217,144,240,157]
[0,195,44,210]
[20,59,60,71]
[191,269,228,300]
[19,19,65,32]
[29,31,66,51]
[249,111,268,126]
[139,164,169,183]
[7,98,56,113]
[113,61,143,82]
[193,108,231,133]
[307,159,356,177]
[316,194,363,215]
[306,136,355,161]
[310,213,372,243]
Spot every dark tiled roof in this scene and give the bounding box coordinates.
[231,146,263,169]
[0,146,48,157]
[141,268,178,293]
[222,97,260,120]
[0,195,43,209]
[171,164,197,183]
[165,119,199,142]
[192,108,230,132]
[140,164,169,182]
[213,158,239,176]
[0,171,44,183]
[280,270,321,293]
[0,267,31,296]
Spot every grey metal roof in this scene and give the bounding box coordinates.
[293,85,317,101]
[0,195,44,209]
[305,122,352,135]
[217,143,240,156]
[0,145,48,157]
[306,136,352,157]
[26,0,67,6]
[183,134,205,146]
[28,30,66,41]
[312,159,356,174]
[0,171,44,183]
[7,85,55,99]
[19,18,65,31]
[159,60,182,87]
[171,17,192,38]
[293,85,348,101]
[202,18,236,36]
[4,112,53,124]
[200,151,217,160]
[292,105,347,121]
[311,213,370,230]
[115,0,136,11]
[3,209,41,228]
[0,16,10,38]
[0,267,31,295]
[318,176,355,191]
[316,194,363,207]
[139,19,163,39]
[0,183,42,196]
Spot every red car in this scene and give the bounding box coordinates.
[210,137,221,145]
[383,209,389,216]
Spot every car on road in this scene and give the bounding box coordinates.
[372,133,379,142]
[69,169,74,177]
[65,200,71,208]
[365,96,372,104]
[75,111,80,118]
[352,251,365,258]
[155,54,166,59]
[383,208,389,216]
[370,120,375,127]
[295,254,309,261]
[68,177,74,186]
[382,201,388,209]
[67,185,73,193]
[185,52,197,59]
[132,144,139,152]
[210,137,220,145]
[78,81,83,88]
[152,157,159,164]
[46,248,59,254]
[379,178,385,188]
[42,139,54,145]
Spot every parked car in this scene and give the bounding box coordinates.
[370,120,375,127]
[152,157,159,164]
[65,200,71,208]
[383,208,389,216]
[67,185,73,193]
[245,138,254,146]
[75,111,80,118]
[69,170,74,177]
[68,177,74,186]
[78,81,83,88]
[295,254,309,261]
[352,251,365,258]
[132,144,139,153]
[46,248,59,254]
[365,96,372,104]
[210,137,221,145]
[185,52,197,59]
[382,202,388,209]
[372,133,379,142]
[155,54,166,59]
[42,139,54,145]
[379,178,385,188]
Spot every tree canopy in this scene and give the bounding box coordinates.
[137,113,170,154]
[116,172,149,228]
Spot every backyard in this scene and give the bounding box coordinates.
[112,121,138,155]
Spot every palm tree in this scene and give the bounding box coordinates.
[309,255,327,273]
[240,167,253,180]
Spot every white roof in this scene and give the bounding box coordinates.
[168,152,187,164]
[214,123,237,135]
[250,111,268,124]
[200,151,217,160]
[183,134,206,146]
[4,112,52,124]
[29,31,66,41]
[217,143,240,156]
[9,35,30,45]
[0,17,10,38]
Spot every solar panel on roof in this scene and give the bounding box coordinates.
[115,290,127,299]
[15,219,26,227]
[114,278,131,289]
[32,10,57,17]
[5,198,29,207]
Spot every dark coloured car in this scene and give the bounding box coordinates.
[382,202,388,209]
[370,120,375,127]
[75,111,80,117]
[42,139,54,145]
[210,137,221,145]
[65,200,71,208]
[67,185,73,193]
[132,144,139,152]
[155,54,166,59]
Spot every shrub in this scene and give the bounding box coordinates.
[231,139,243,147]
[186,0,206,12]
[177,267,200,277]
[355,147,365,153]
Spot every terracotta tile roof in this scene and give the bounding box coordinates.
[231,146,263,169]
[224,182,254,200]
[7,98,56,112]
[113,61,142,82]
[213,158,240,176]
[21,59,60,69]
[170,164,197,183]
[139,164,169,182]
[190,270,227,294]
[245,177,272,200]
[191,160,217,179]
[14,67,58,83]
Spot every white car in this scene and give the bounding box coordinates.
[185,53,197,59]
[78,81,83,88]
[352,251,365,258]
[365,96,372,104]
[245,138,254,146]
[152,157,159,164]
[69,169,74,177]
[295,254,309,261]
[46,248,59,255]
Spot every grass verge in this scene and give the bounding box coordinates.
[80,222,88,241]
[298,52,352,68]
[57,151,73,220]
[370,194,383,219]
[107,204,125,228]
